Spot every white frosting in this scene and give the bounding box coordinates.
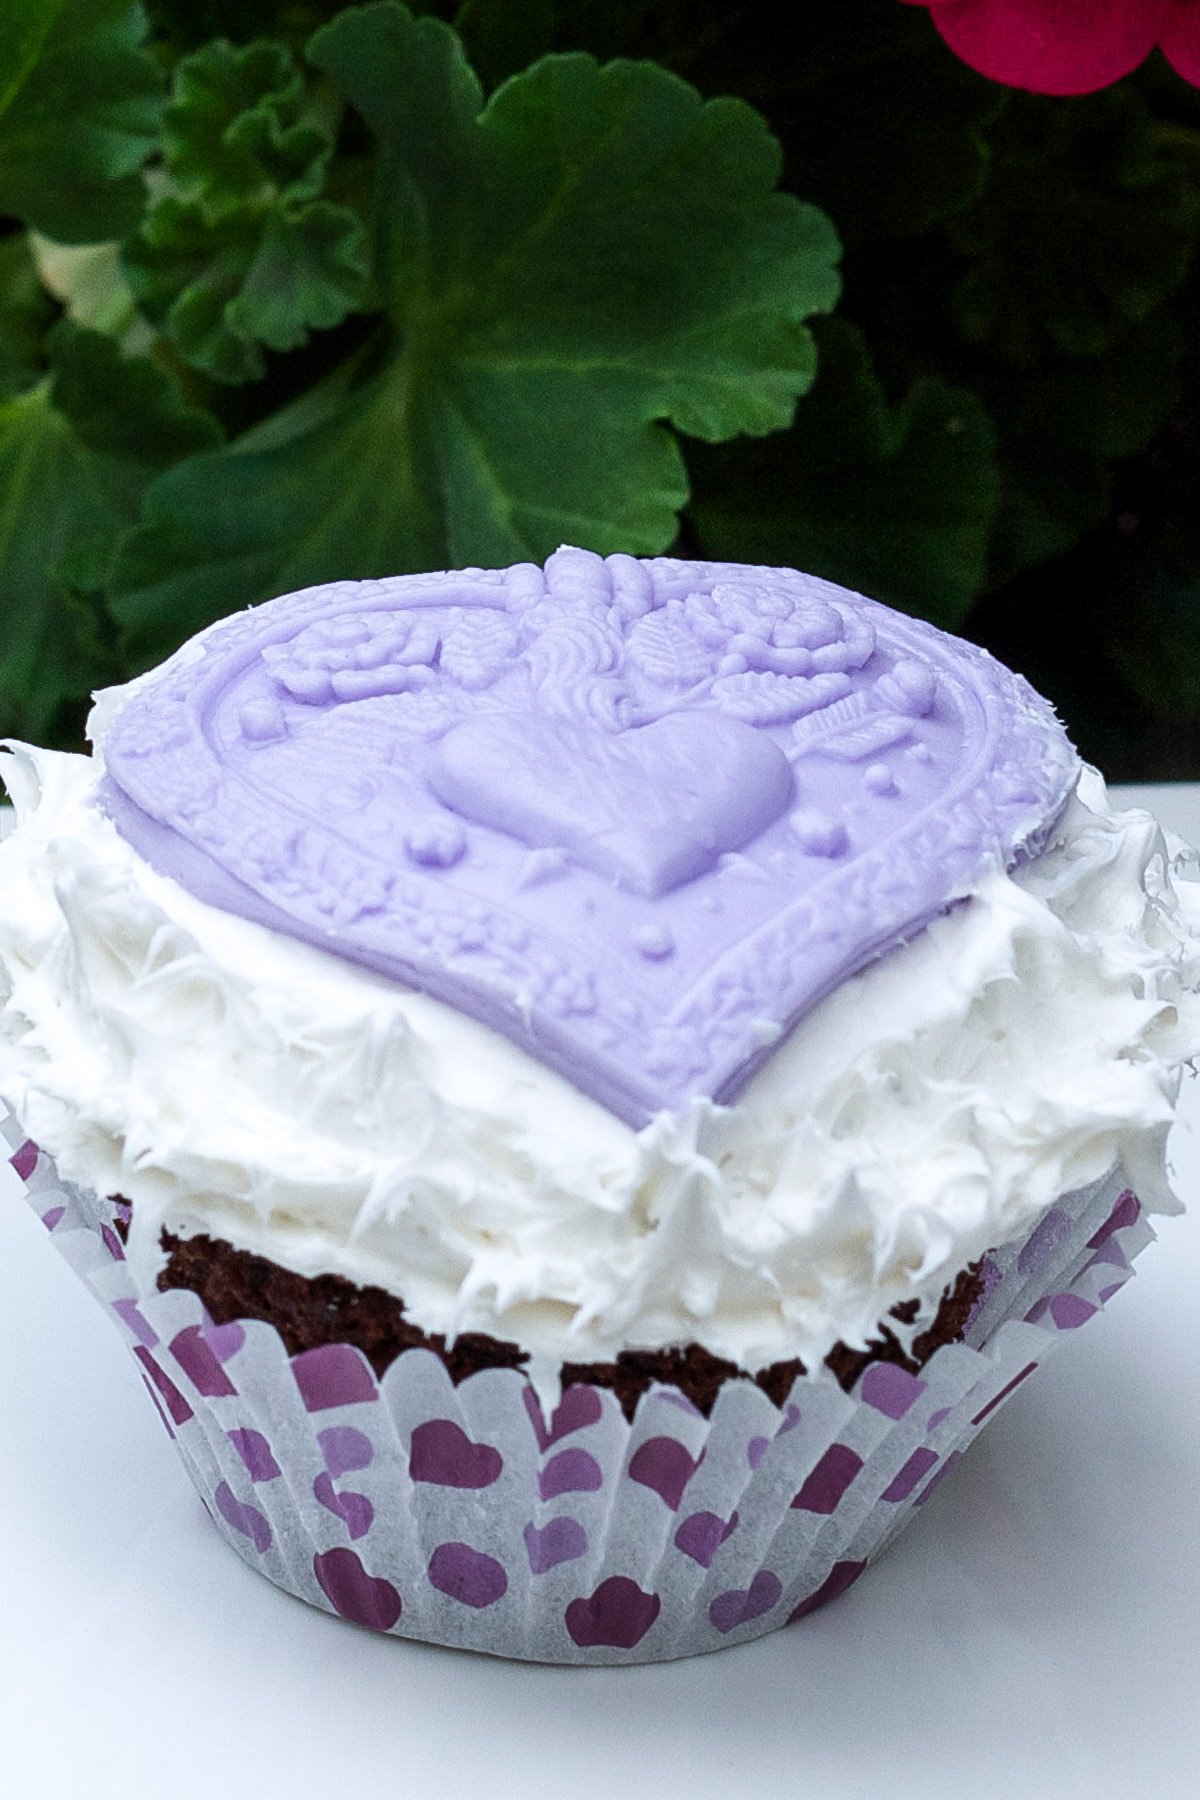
[1,739,1198,1388]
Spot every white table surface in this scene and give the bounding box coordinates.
[2,783,1199,1800]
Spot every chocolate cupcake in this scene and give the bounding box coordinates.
[1,547,1196,1662]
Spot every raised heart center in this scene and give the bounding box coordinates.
[425,710,795,896]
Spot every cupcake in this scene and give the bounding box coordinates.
[1,546,1197,1663]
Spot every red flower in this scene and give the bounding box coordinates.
[902,0,1200,94]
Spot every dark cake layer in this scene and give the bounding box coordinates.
[157,1226,984,1422]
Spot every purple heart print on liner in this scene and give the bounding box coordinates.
[674,1510,739,1567]
[313,1473,374,1540]
[628,1436,703,1510]
[100,548,1078,1125]
[524,1517,589,1574]
[427,1542,508,1609]
[409,1419,503,1488]
[709,1570,783,1635]
[523,1382,604,1451]
[228,1427,281,1483]
[564,1577,662,1650]
[214,1481,271,1554]
[788,1559,869,1624]
[313,1548,402,1632]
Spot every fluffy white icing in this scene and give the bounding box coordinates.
[1,738,1198,1387]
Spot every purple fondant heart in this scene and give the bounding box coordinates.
[524,1517,589,1574]
[313,1472,374,1540]
[628,1436,702,1511]
[314,1548,402,1632]
[429,710,794,898]
[709,1570,782,1635]
[523,1383,604,1451]
[409,1419,503,1488]
[101,550,1078,1127]
[565,1577,662,1650]
[427,1542,508,1609]
[674,1510,739,1567]
[214,1480,271,1553]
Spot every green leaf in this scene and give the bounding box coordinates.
[109,2,840,663]
[772,7,1001,247]
[123,34,371,383]
[984,313,1185,581]
[125,193,371,382]
[1095,404,1200,719]
[0,232,56,398]
[452,0,555,91]
[949,89,1200,365]
[144,3,357,55]
[0,324,222,741]
[163,36,331,213]
[535,0,1001,245]
[0,1,162,243]
[29,233,151,353]
[1106,554,1200,719]
[688,317,999,630]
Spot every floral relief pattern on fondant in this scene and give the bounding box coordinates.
[100,547,1078,1123]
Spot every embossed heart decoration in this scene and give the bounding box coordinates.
[100,547,1078,1125]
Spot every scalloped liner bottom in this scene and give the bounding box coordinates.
[3,1108,1153,1664]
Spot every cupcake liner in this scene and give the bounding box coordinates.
[3,1107,1154,1664]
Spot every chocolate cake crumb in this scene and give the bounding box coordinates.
[158,1230,529,1382]
[157,1226,984,1423]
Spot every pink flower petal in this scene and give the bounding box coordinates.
[921,0,1167,94]
[1160,0,1200,83]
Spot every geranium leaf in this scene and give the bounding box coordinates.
[949,88,1200,364]
[688,317,999,630]
[162,36,330,212]
[124,193,371,383]
[1105,553,1200,719]
[453,0,555,91]
[538,0,1001,244]
[983,313,1185,581]
[0,1,163,243]
[0,323,221,739]
[0,232,57,398]
[123,33,371,384]
[109,1,840,663]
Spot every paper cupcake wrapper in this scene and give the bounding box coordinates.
[3,1111,1154,1664]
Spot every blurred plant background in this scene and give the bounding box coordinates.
[1,0,1198,774]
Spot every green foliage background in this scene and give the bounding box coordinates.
[1,0,1198,774]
